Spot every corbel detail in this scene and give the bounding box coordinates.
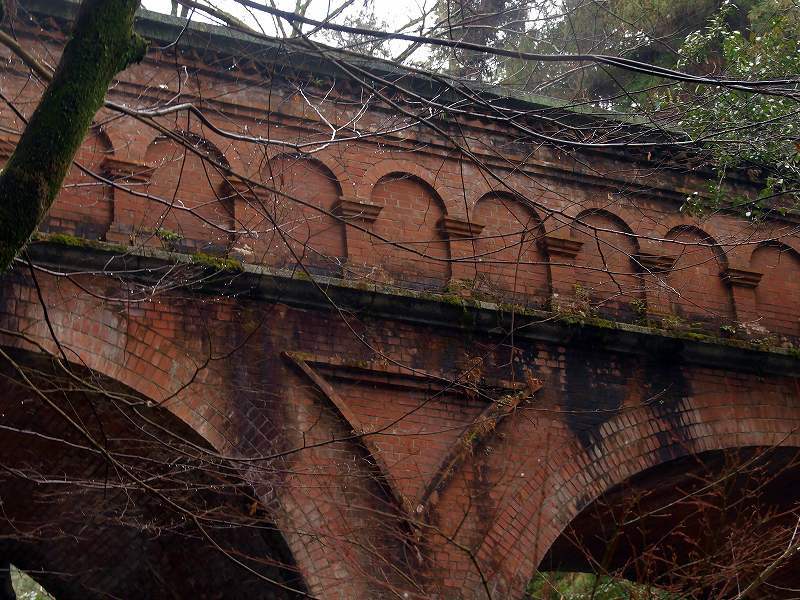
[438,216,484,239]
[538,234,583,259]
[101,157,151,184]
[722,267,763,288]
[634,253,677,273]
[334,196,383,222]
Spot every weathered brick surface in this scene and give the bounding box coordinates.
[1,2,800,598]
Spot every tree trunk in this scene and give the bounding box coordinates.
[0,0,146,270]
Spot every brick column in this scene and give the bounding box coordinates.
[102,157,152,245]
[722,267,763,324]
[334,196,383,278]
[538,233,583,308]
[438,216,485,291]
[634,252,677,319]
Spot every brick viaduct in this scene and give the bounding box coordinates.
[2,1,800,598]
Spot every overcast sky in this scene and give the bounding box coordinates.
[140,0,426,36]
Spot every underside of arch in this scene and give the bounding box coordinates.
[0,347,307,599]
[540,447,800,599]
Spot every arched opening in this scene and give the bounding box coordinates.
[663,227,734,325]
[539,447,800,599]
[370,173,450,288]
[41,128,114,241]
[0,347,306,599]
[135,132,234,254]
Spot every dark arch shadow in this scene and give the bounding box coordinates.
[540,446,800,599]
[0,347,308,599]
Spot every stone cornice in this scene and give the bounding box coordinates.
[24,241,800,378]
[722,267,763,288]
[438,217,484,239]
[334,197,382,222]
[100,157,151,183]
[538,234,583,259]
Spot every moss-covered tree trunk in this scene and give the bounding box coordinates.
[0,0,146,270]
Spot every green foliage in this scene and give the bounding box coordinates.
[669,0,800,213]
[11,566,53,600]
[629,297,648,323]
[35,231,127,254]
[501,0,728,97]
[155,227,184,250]
[528,571,678,599]
[190,252,243,272]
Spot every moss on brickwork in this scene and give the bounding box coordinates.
[26,235,800,360]
[34,231,127,254]
[190,252,243,272]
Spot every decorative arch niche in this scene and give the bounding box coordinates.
[751,242,800,336]
[369,172,451,288]
[663,226,733,324]
[569,209,643,317]
[41,128,114,240]
[471,193,549,306]
[137,132,234,253]
[243,153,346,274]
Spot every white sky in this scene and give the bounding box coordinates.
[139,0,437,65]
[141,0,425,37]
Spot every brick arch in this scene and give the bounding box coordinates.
[368,171,452,288]
[235,146,352,191]
[750,241,800,336]
[357,159,447,204]
[0,346,308,599]
[462,383,800,598]
[0,271,234,451]
[43,128,115,241]
[465,178,545,212]
[298,149,352,192]
[262,152,343,195]
[94,118,128,159]
[471,191,550,305]
[241,152,347,274]
[100,118,160,163]
[663,225,734,324]
[570,208,644,317]
[132,132,235,253]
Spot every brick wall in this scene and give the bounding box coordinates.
[1,3,800,598]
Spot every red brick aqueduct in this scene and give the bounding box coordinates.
[2,1,800,598]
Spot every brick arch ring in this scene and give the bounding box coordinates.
[0,274,236,452]
[356,158,453,209]
[461,391,800,598]
[254,147,353,194]
[0,273,319,597]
